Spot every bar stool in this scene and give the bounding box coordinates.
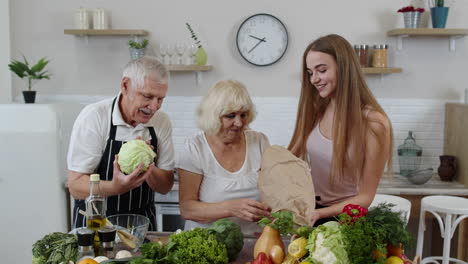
[370,194,412,224]
[416,195,468,264]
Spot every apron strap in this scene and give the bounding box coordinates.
[109,97,118,140]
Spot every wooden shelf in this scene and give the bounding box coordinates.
[362,67,402,74]
[387,28,468,37]
[387,28,468,51]
[165,65,213,72]
[64,29,148,36]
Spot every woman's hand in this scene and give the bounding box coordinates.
[227,199,271,222]
[308,209,322,227]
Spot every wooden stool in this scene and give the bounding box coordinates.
[416,195,468,264]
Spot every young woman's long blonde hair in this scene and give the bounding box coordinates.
[288,34,393,184]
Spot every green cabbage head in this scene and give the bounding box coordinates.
[118,139,156,174]
[305,221,350,264]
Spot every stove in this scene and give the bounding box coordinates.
[154,182,185,232]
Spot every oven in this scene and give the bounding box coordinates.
[154,182,185,232]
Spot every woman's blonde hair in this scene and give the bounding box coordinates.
[288,34,393,184]
[197,80,256,134]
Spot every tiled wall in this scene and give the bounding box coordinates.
[162,97,447,173]
[25,94,448,173]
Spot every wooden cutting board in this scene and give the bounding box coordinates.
[444,103,468,186]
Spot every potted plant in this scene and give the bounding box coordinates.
[128,39,149,60]
[397,6,425,28]
[430,0,449,28]
[186,22,207,65]
[8,55,51,103]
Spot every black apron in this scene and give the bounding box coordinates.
[73,97,158,230]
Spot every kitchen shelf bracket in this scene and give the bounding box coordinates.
[396,35,409,50]
[449,35,463,51]
[196,72,203,85]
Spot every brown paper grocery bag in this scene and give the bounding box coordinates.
[258,145,315,226]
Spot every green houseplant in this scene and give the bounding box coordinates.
[186,22,207,65]
[435,0,445,7]
[430,0,449,28]
[128,39,149,60]
[8,55,51,103]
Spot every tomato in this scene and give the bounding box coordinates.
[387,243,404,257]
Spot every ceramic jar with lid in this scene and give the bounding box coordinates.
[74,8,90,29]
[93,8,109,29]
[372,44,388,68]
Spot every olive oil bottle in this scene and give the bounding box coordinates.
[85,174,107,253]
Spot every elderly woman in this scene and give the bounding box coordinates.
[177,80,271,234]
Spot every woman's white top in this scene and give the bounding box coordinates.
[177,130,270,235]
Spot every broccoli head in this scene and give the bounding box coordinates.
[208,218,244,261]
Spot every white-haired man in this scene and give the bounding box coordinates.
[67,56,174,230]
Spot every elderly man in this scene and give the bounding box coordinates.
[67,56,174,230]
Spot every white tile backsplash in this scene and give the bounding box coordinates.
[20,94,449,173]
[162,97,447,173]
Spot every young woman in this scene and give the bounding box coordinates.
[288,34,393,226]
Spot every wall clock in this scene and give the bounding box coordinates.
[236,13,288,66]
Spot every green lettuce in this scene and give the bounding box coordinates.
[118,139,156,174]
[305,221,350,264]
[166,228,228,264]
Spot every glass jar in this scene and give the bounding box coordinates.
[359,45,369,67]
[97,226,116,259]
[354,44,361,58]
[76,228,95,261]
[372,44,388,68]
[397,131,422,176]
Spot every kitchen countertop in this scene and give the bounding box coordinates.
[167,175,468,196]
[377,174,468,196]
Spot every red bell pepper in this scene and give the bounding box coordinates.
[341,204,368,222]
[251,252,273,264]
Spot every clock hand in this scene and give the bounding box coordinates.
[248,37,266,54]
[249,35,266,42]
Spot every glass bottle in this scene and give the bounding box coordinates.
[98,226,117,259]
[76,228,95,261]
[397,131,423,176]
[86,174,107,252]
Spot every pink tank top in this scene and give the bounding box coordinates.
[306,124,358,206]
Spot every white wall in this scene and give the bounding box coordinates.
[8,0,468,100]
[1,0,11,103]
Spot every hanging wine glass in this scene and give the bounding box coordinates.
[159,43,168,64]
[175,43,186,65]
[166,44,175,65]
[188,44,198,65]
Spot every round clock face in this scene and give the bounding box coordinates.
[236,13,288,66]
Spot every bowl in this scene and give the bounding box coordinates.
[107,214,150,249]
[406,168,433,185]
